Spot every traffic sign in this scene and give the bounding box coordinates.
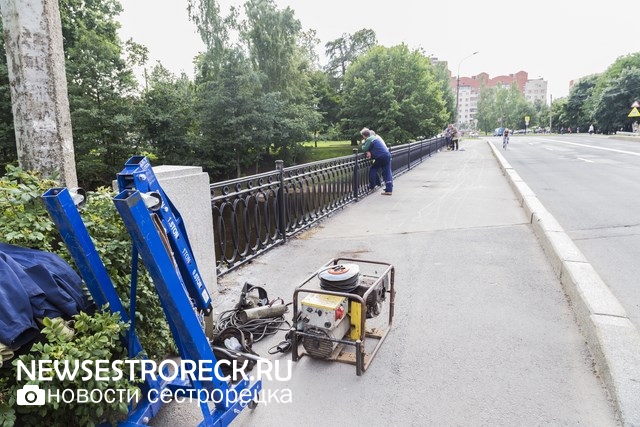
[631,100,640,108]
[628,107,640,118]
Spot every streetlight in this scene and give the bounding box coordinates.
[455,51,479,127]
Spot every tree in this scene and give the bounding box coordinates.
[593,67,640,133]
[476,84,533,133]
[564,74,599,131]
[531,98,551,131]
[340,45,448,143]
[324,29,377,90]
[137,65,198,166]
[431,59,456,125]
[475,85,499,134]
[188,0,321,172]
[241,0,320,161]
[195,47,268,178]
[309,69,342,144]
[60,0,145,189]
[589,52,640,133]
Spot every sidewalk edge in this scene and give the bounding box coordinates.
[486,139,640,426]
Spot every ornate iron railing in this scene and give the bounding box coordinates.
[211,135,447,275]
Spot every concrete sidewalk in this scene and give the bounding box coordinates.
[152,139,621,426]
[488,139,640,427]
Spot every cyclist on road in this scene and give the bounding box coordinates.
[502,128,510,149]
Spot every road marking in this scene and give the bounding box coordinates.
[538,138,640,156]
[577,157,594,163]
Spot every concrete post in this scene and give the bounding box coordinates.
[0,0,77,186]
[152,165,218,297]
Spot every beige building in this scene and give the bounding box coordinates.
[450,71,548,129]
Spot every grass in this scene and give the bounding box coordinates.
[299,140,359,162]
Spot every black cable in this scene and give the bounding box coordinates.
[214,302,292,343]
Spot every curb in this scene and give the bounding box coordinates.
[486,140,640,426]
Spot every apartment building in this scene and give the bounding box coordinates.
[450,71,548,129]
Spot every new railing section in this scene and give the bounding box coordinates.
[211,135,447,275]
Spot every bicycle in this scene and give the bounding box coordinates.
[502,134,509,150]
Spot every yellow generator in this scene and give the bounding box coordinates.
[291,258,395,375]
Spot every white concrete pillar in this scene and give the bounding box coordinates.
[153,165,218,296]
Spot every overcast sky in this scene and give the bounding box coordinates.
[117,0,638,101]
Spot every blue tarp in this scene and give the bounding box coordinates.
[0,242,91,348]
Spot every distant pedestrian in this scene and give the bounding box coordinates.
[450,124,460,150]
[444,125,452,149]
[446,124,459,150]
[361,128,393,195]
[589,124,594,134]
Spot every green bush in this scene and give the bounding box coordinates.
[1,310,140,427]
[0,166,176,425]
[0,164,60,251]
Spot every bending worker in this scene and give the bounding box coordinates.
[361,127,393,196]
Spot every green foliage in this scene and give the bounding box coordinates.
[298,140,355,162]
[592,67,640,133]
[0,167,174,361]
[553,51,640,133]
[63,186,175,360]
[324,29,377,88]
[190,0,322,179]
[138,66,198,167]
[60,0,144,190]
[341,45,448,142]
[0,165,60,251]
[0,309,139,427]
[564,74,599,130]
[476,84,535,132]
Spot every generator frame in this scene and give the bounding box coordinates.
[290,257,395,375]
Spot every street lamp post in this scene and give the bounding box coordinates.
[455,51,479,127]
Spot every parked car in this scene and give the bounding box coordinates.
[494,127,505,136]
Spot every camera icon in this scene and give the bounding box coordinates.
[17,384,45,406]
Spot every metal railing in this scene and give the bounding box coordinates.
[210,135,447,276]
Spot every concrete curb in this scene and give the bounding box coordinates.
[486,140,640,426]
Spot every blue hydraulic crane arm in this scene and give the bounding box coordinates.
[113,189,262,417]
[42,169,261,425]
[41,187,145,358]
[115,155,212,313]
[41,187,172,425]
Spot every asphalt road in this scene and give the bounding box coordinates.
[492,134,640,332]
[150,139,618,427]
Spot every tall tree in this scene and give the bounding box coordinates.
[189,0,320,171]
[324,29,377,90]
[589,52,640,133]
[137,65,198,166]
[475,85,499,134]
[431,59,456,124]
[60,0,144,188]
[309,69,341,143]
[340,45,448,143]
[195,47,268,178]
[593,67,640,133]
[564,74,599,131]
[243,0,321,157]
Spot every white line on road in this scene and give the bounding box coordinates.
[576,157,594,163]
[538,139,640,156]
